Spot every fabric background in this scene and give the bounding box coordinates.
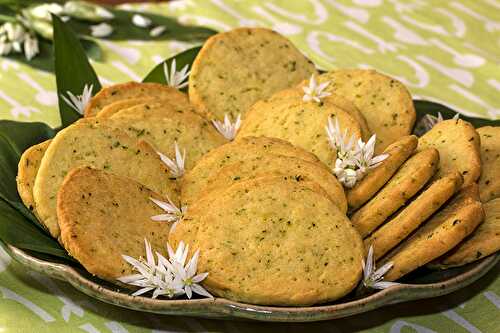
[0,0,498,332]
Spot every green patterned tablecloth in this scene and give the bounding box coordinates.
[0,0,499,332]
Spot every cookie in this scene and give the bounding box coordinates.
[365,171,463,260]
[347,135,418,210]
[417,119,481,187]
[172,176,364,306]
[96,97,158,118]
[180,136,320,206]
[58,167,171,282]
[104,103,227,170]
[84,82,188,118]
[317,69,416,153]
[381,184,484,281]
[191,154,347,213]
[16,140,51,215]
[429,198,500,269]
[350,148,439,238]
[33,119,179,238]
[189,27,316,121]
[477,126,500,202]
[237,88,362,166]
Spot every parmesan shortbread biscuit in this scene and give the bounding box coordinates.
[58,167,171,282]
[477,126,500,202]
[16,140,51,214]
[172,176,364,306]
[96,97,158,118]
[347,135,417,210]
[418,119,481,187]
[350,148,439,238]
[237,89,362,166]
[84,82,188,118]
[365,171,463,260]
[189,28,316,120]
[181,136,320,205]
[192,154,347,213]
[429,197,500,268]
[33,119,179,238]
[316,69,416,153]
[381,185,484,281]
[104,103,227,170]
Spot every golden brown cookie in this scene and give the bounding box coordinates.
[189,27,316,120]
[365,171,463,260]
[96,97,158,118]
[477,126,500,202]
[347,135,418,210]
[58,167,172,282]
[350,148,439,238]
[381,184,484,281]
[417,119,481,187]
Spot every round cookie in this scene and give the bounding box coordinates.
[96,97,158,118]
[104,103,227,170]
[191,154,347,213]
[429,198,500,268]
[172,176,364,306]
[189,27,316,121]
[33,119,179,238]
[347,135,418,210]
[84,82,188,118]
[417,119,481,187]
[58,167,172,282]
[316,69,416,153]
[381,185,484,281]
[180,136,320,206]
[16,140,51,215]
[350,148,439,238]
[237,88,362,166]
[477,126,500,202]
[364,171,463,260]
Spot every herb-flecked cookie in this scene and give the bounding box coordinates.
[350,148,439,238]
[316,69,415,153]
[429,198,500,269]
[172,176,364,306]
[181,136,320,205]
[103,103,227,170]
[380,185,484,281]
[365,171,463,260]
[417,119,481,187]
[96,97,158,118]
[58,167,171,282]
[477,126,500,202]
[16,140,51,215]
[33,119,179,238]
[237,88,362,166]
[347,135,417,210]
[84,82,188,118]
[189,27,316,121]
[192,154,347,213]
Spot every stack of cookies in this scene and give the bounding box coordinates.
[15,27,499,306]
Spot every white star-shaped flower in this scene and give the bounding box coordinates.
[362,245,400,290]
[24,34,39,61]
[90,23,113,38]
[150,197,186,232]
[212,113,241,140]
[163,58,190,89]
[302,74,331,103]
[157,141,186,178]
[61,84,93,115]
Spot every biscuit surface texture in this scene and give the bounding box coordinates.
[477,126,500,202]
[418,119,481,187]
[58,167,171,282]
[189,28,316,120]
[33,119,178,238]
[96,97,159,118]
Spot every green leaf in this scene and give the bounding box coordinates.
[142,46,201,88]
[81,37,103,61]
[0,120,56,154]
[53,14,101,127]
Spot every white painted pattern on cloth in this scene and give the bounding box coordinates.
[0,286,55,322]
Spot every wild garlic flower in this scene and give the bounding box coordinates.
[355,136,389,176]
[150,197,187,231]
[90,23,113,38]
[414,112,460,136]
[0,22,39,61]
[157,142,186,178]
[132,14,152,28]
[150,26,167,37]
[118,239,211,299]
[163,58,190,89]
[303,74,331,103]
[24,34,39,61]
[29,3,64,21]
[362,245,400,290]
[212,113,242,140]
[61,84,93,115]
